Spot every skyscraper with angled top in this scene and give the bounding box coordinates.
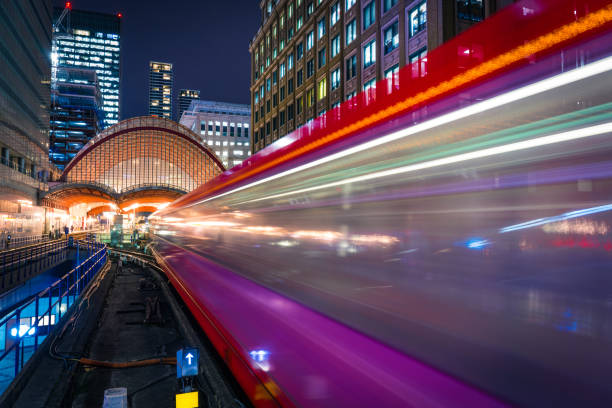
[53,5,122,129]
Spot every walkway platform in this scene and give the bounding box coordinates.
[0,254,248,407]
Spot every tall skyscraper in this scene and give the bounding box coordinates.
[52,6,122,129]
[149,62,173,119]
[49,67,103,170]
[177,89,200,121]
[0,0,52,236]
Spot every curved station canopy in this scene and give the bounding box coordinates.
[43,116,225,214]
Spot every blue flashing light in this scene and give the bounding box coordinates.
[499,203,612,233]
[249,349,269,363]
[465,238,490,249]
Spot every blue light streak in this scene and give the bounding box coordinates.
[499,203,612,233]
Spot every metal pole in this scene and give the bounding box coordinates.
[34,296,39,351]
[14,309,20,377]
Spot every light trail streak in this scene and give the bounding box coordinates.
[189,55,612,207]
[240,122,612,204]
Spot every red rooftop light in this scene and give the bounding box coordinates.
[117,12,123,18]
[65,1,72,9]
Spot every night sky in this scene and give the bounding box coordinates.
[52,0,261,120]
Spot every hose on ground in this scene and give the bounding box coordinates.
[77,356,176,368]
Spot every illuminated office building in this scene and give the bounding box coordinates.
[149,62,173,119]
[179,100,251,169]
[177,89,200,121]
[53,7,122,129]
[49,67,103,170]
[249,0,513,153]
[0,0,52,236]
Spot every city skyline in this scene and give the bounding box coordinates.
[51,0,260,121]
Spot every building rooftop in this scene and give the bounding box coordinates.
[185,100,251,116]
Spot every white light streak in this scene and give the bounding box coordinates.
[188,55,612,208]
[244,122,612,203]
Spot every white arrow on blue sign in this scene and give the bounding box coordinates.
[176,347,199,378]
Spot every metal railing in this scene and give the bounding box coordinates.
[0,159,47,191]
[1,240,69,278]
[0,235,49,251]
[0,241,107,388]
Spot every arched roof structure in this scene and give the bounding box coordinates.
[43,116,225,211]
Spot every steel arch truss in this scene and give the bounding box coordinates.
[60,116,225,195]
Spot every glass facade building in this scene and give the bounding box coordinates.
[0,0,52,184]
[149,61,173,119]
[180,101,251,169]
[0,0,52,236]
[177,89,200,121]
[49,67,103,170]
[52,7,121,129]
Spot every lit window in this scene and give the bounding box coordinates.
[363,78,376,92]
[297,16,303,31]
[297,42,304,60]
[287,53,294,69]
[346,0,355,11]
[307,88,315,107]
[384,21,399,54]
[363,39,376,68]
[383,0,397,13]
[410,2,427,37]
[410,48,428,77]
[306,30,314,50]
[280,63,286,78]
[318,77,327,99]
[331,35,340,58]
[318,17,326,39]
[288,2,294,18]
[330,2,340,26]
[346,19,356,45]
[331,68,340,90]
[363,2,375,29]
[385,64,399,90]
[307,1,314,17]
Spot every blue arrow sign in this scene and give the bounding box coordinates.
[177,347,199,378]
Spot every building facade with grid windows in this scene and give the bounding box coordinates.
[52,7,121,129]
[149,61,173,119]
[179,100,251,169]
[177,89,200,121]
[249,0,514,153]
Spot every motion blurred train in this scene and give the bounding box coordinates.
[151,0,612,406]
